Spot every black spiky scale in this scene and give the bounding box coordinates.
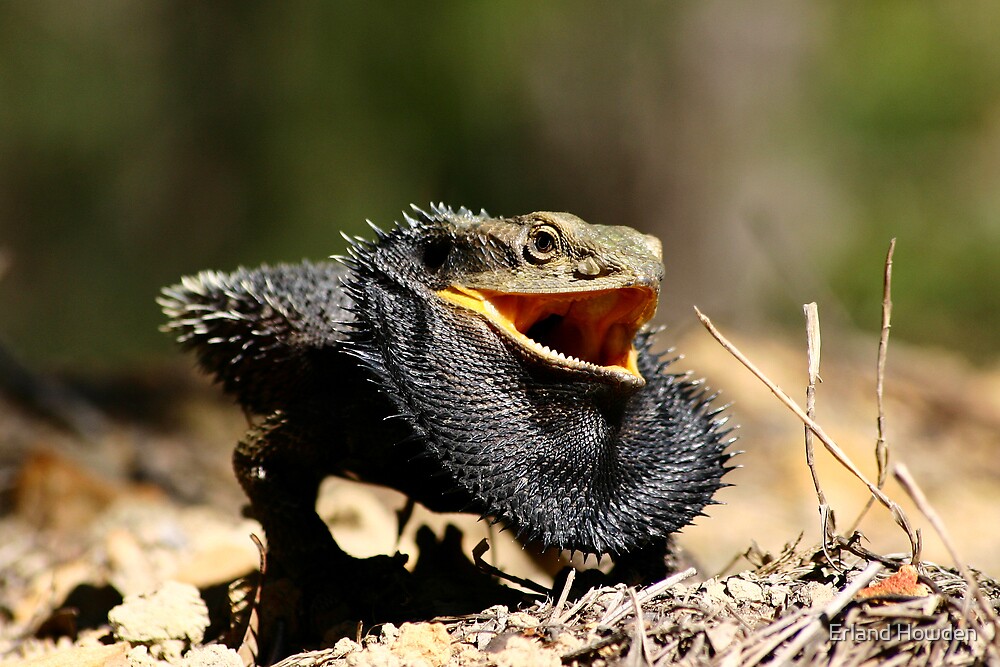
[160,204,735,559]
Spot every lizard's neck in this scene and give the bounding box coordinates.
[342,233,732,556]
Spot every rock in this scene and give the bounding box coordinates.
[178,645,242,667]
[2,644,127,667]
[767,585,790,608]
[550,631,584,655]
[491,636,561,667]
[332,637,362,658]
[123,645,160,666]
[702,578,732,605]
[726,577,765,603]
[506,612,539,629]
[389,623,451,667]
[797,581,835,609]
[705,621,740,652]
[108,582,209,655]
[345,645,400,667]
[378,623,399,647]
[127,640,188,664]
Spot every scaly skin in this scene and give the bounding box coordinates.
[160,204,735,650]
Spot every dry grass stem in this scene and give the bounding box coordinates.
[597,588,628,628]
[850,238,896,532]
[769,560,884,667]
[893,463,1000,645]
[550,567,575,622]
[555,586,600,625]
[693,307,919,559]
[626,587,652,666]
[802,303,837,562]
[874,239,895,488]
[802,303,823,504]
[598,568,696,629]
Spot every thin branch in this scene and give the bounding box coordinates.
[802,303,837,564]
[471,539,549,595]
[625,587,652,666]
[893,464,1000,646]
[694,307,919,560]
[850,238,896,532]
[549,567,575,623]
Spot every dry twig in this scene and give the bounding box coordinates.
[769,560,883,667]
[893,463,1000,650]
[550,567,575,623]
[850,238,896,532]
[598,568,696,629]
[802,303,837,565]
[694,307,920,560]
[625,587,652,666]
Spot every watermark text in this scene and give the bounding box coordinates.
[830,623,977,643]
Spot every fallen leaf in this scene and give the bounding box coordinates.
[855,565,931,601]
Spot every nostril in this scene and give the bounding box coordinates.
[574,255,604,278]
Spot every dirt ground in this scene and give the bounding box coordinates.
[1,324,998,665]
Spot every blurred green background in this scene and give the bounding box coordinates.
[1,2,997,368]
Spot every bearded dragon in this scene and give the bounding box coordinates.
[160,205,735,649]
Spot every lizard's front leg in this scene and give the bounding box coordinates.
[233,411,347,655]
[233,411,357,652]
[232,411,411,654]
[234,411,346,570]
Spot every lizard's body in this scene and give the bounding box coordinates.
[161,205,734,649]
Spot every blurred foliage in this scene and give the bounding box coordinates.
[0,2,996,367]
[815,2,1000,360]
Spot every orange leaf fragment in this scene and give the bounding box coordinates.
[855,564,931,600]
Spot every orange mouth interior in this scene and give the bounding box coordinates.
[437,285,657,381]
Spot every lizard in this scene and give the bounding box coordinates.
[159,204,735,648]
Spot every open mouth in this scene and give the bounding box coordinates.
[437,285,657,385]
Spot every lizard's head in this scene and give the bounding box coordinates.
[422,210,663,388]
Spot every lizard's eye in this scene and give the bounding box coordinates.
[525,225,561,263]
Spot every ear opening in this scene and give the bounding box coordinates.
[422,237,451,271]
